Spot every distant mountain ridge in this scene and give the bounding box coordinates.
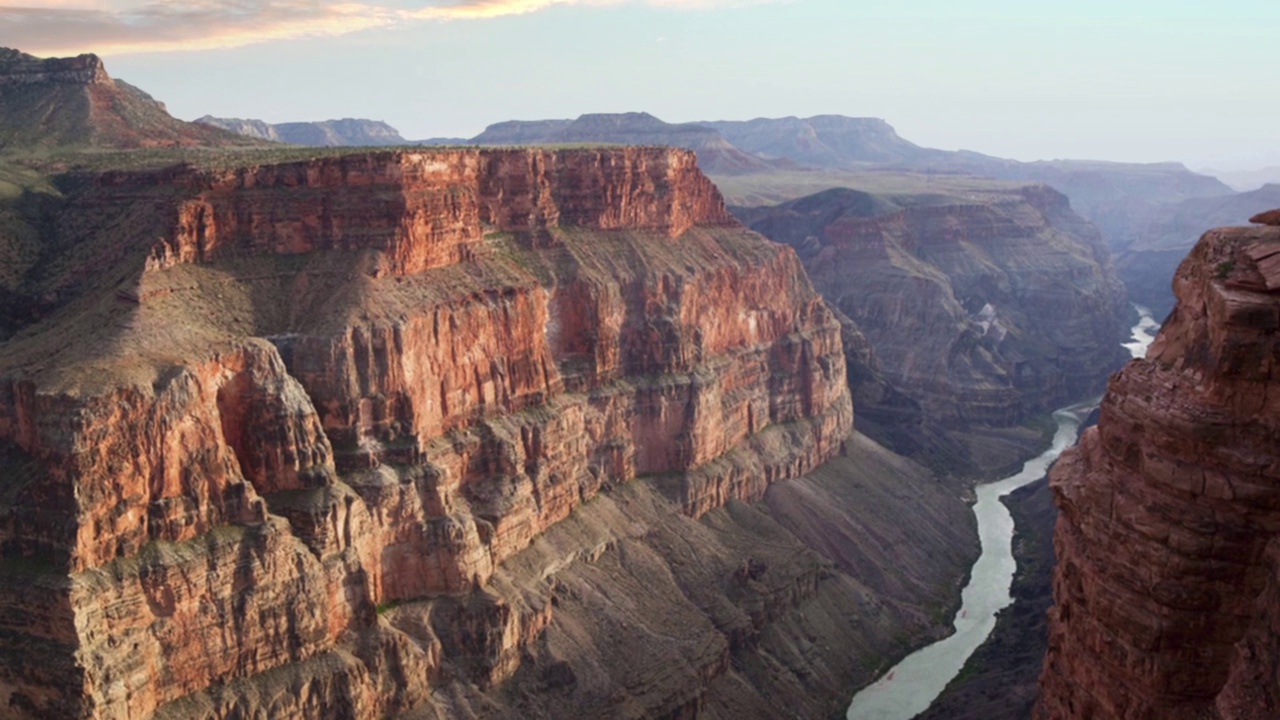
[198,105,1245,309]
[703,115,945,166]
[0,47,252,149]
[1204,165,1280,192]
[420,112,1234,239]
[685,115,1235,248]
[461,112,778,174]
[195,116,407,147]
[198,108,1234,230]
[1116,183,1280,315]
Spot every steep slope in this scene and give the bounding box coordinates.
[413,434,977,720]
[1116,184,1280,316]
[737,185,1130,473]
[1039,211,1280,720]
[0,48,251,149]
[196,116,408,147]
[0,147,944,719]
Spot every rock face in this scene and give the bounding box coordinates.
[431,433,978,720]
[0,147,860,718]
[736,185,1129,472]
[0,48,111,86]
[0,48,252,149]
[1040,220,1280,719]
[1250,207,1280,226]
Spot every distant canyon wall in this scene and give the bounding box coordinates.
[737,185,1130,473]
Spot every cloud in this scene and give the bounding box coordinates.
[0,0,774,57]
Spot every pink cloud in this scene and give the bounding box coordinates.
[0,0,778,56]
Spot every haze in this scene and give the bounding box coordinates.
[2,0,1276,169]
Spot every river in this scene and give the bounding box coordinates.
[1123,304,1160,359]
[844,305,1160,720]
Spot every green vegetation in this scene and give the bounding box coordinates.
[1216,259,1236,279]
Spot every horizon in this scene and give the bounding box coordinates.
[2,1,1277,171]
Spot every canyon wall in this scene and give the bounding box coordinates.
[0,147,868,718]
[737,185,1130,474]
[1039,214,1280,720]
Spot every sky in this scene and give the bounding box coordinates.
[2,0,1277,169]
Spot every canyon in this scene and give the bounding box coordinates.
[0,142,994,719]
[7,44,1274,720]
[1040,211,1280,719]
[735,185,1130,475]
[1115,184,1280,316]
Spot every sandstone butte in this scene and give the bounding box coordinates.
[0,146,894,718]
[0,48,252,149]
[1039,212,1280,719]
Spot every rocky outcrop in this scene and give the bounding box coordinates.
[0,47,253,149]
[0,146,855,718]
[1039,218,1280,719]
[0,48,110,86]
[737,185,1129,473]
[1251,208,1280,226]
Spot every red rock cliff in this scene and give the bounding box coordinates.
[141,147,733,275]
[1039,217,1280,720]
[0,147,850,718]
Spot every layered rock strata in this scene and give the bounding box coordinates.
[1040,215,1280,719]
[0,47,250,148]
[737,185,1129,472]
[0,48,111,86]
[0,147,854,718]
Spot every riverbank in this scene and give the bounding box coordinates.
[843,409,1081,720]
[913,477,1057,720]
[913,303,1159,719]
